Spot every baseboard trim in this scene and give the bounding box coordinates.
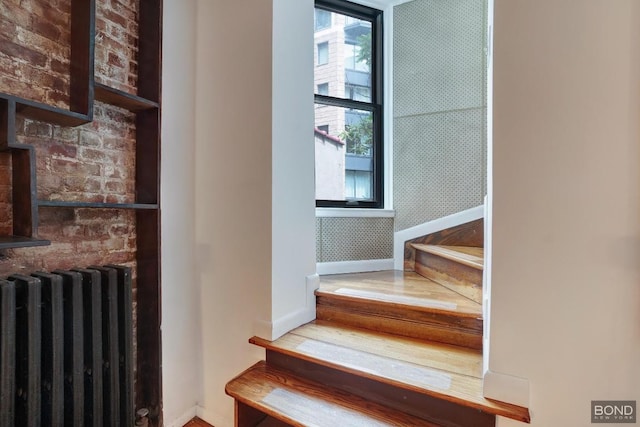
[393,205,485,270]
[254,274,319,341]
[166,406,197,427]
[483,369,530,408]
[316,259,394,275]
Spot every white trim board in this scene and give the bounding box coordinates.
[317,259,394,275]
[393,205,484,270]
[196,406,230,427]
[483,370,530,409]
[165,406,197,427]
[316,208,395,218]
[254,274,319,341]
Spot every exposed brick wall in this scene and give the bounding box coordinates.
[0,0,140,278]
[96,0,140,95]
[0,0,72,108]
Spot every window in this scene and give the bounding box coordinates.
[345,83,370,102]
[315,9,331,31]
[314,0,383,208]
[317,42,329,65]
[317,83,329,96]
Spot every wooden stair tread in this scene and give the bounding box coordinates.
[411,245,484,270]
[250,323,530,423]
[318,270,481,317]
[291,321,482,377]
[225,361,440,427]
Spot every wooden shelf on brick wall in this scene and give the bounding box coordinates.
[0,236,51,250]
[0,0,163,425]
[95,83,159,112]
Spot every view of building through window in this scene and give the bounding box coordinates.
[314,3,379,205]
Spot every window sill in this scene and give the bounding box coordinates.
[316,207,395,218]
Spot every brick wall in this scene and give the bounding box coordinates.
[0,0,140,278]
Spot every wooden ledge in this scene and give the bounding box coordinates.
[412,244,484,270]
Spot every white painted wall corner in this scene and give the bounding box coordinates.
[316,258,394,275]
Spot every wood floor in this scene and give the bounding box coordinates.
[183,417,215,427]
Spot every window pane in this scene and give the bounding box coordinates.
[345,170,372,200]
[313,8,371,99]
[317,42,328,65]
[315,9,331,31]
[345,83,371,102]
[315,104,374,202]
[317,83,329,95]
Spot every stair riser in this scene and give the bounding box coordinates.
[316,304,483,350]
[415,251,483,303]
[267,351,495,427]
[316,295,482,330]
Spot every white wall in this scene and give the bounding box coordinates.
[161,1,201,425]
[491,1,640,425]
[270,0,317,340]
[194,1,273,425]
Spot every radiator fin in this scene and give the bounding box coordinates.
[0,265,134,427]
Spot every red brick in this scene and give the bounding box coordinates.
[75,209,123,223]
[24,120,53,138]
[105,180,126,194]
[0,37,47,67]
[79,130,102,147]
[61,175,102,193]
[30,17,63,42]
[61,224,86,238]
[108,51,126,68]
[100,9,128,29]
[0,75,46,100]
[102,136,127,151]
[14,27,69,60]
[50,58,68,74]
[79,147,107,162]
[42,142,77,158]
[52,158,101,176]
[52,126,79,143]
[0,2,32,30]
[0,18,17,39]
[46,90,70,108]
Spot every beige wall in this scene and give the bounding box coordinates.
[161,0,201,425]
[491,1,640,425]
[193,0,273,425]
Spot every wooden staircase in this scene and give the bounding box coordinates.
[226,226,530,426]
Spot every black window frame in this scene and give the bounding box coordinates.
[314,0,384,209]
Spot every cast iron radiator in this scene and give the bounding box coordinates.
[0,265,134,427]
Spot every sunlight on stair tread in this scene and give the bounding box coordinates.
[334,287,458,310]
[292,322,483,378]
